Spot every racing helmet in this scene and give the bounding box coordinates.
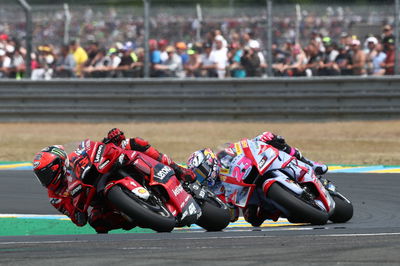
[33,145,68,191]
[187,148,220,186]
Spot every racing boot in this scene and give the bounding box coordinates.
[89,207,136,234]
[294,149,328,175]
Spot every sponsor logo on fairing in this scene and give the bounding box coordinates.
[49,198,61,204]
[94,145,104,163]
[132,187,150,200]
[121,139,128,149]
[172,184,184,196]
[258,157,267,169]
[188,203,197,215]
[98,160,110,170]
[154,165,172,180]
[70,184,82,197]
[33,161,40,169]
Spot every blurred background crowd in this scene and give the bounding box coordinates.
[0,3,397,79]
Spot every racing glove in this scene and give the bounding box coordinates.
[103,128,126,146]
[170,162,196,182]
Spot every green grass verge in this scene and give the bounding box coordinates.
[0,218,153,236]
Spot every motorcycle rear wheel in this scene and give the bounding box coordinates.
[195,194,231,231]
[267,183,329,225]
[329,194,353,223]
[107,185,176,232]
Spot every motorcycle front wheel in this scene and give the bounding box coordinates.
[329,193,353,223]
[195,192,231,231]
[267,182,329,225]
[107,185,176,232]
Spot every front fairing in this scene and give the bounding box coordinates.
[216,139,280,207]
[130,153,202,224]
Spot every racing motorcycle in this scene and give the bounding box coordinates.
[216,139,353,226]
[67,139,230,232]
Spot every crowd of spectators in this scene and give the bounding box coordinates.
[0,5,397,79]
[0,25,396,79]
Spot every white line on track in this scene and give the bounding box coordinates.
[0,240,90,245]
[1,232,399,246]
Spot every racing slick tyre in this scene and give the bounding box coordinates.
[107,185,176,232]
[267,183,329,225]
[196,194,231,231]
[329,194,353,223]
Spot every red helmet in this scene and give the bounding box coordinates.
[33,145,67,191]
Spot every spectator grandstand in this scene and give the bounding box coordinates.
[0,3,396,79]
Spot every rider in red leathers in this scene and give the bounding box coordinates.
[33,129,195,234]
[102,128,196,182]
[86,128,196,232]
[33,144,140,233]
[33,145,90,228]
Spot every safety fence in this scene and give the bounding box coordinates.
[0,77,399,122]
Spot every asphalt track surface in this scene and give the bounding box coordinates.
[0,171,399,265]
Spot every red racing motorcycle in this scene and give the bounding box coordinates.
[67,139,230,232]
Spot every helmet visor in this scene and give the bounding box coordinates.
[34,158,62,187]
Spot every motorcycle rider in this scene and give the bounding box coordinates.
[33,145,137,233]
[187,131,328,226]
[253,131,327,175]
[102,128,196,182]
[33,129,195,233]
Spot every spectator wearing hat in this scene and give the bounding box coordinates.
[4,41,25,79]
[333,44,353,75]
[249,39,267,73]
[175,41,189,68]
[107,47,122,73]
[211,35,228,78]
[31,45,56,80]
[381,38,395,75]
[185,48,201,77]
[364,36,381,75]
[382,25,395,52]
[319,37,339,76]
[153,45,183,78]
[339,32,352,51]
[114,42,139,77]
[158,39,169,63]
[213,30,228,49]
[282,43,307,76]
[349,39,366,76]
[240,44,261,77]
[199,42,218,78]
[69,40,88,78]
